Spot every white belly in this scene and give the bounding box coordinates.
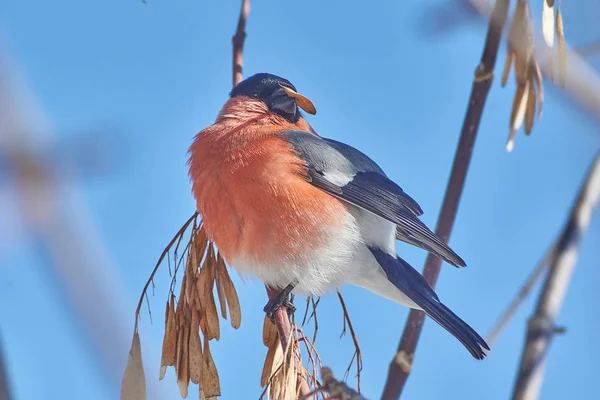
[229,205,418,310]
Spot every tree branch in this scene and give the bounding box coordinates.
[232,0,250,87]
[486,244,556,346]
[265,287,312,397]
[380,0,511,398]
[512,153,600,400]
[0,332,13,400]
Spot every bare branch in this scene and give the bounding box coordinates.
[512,153,600,400]
[486,244,556,346]
[299,367,367,400]
[0,333,13,400]
[380,1,511,398]
[232,0,251,87]
[265,287,312,397]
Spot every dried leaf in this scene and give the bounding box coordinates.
[185,265,196,307]
[514,54,529,85]
[533,61,544,119]
[202,336,221,397]
[177,317,191,398]
[218,255,242,329]
[508,1,525,51]
[268,335,297,400]
[507,82,529,152]
[525,78,536,134]
[556,8,567,88]
[510,82,529,132]
[214,254,227,319]
[263,316,278,347]
[542,0,555,48]
[501,52,513,88]
[121,332,146,400]
[180,271,189,306]
[189,310,203,385]
[197,246,220,340]
[260,340,281,387]
[160,296,177,380]
[205,292,221,341]
[194,226,208,272]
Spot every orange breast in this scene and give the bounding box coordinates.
[189,131,345,267]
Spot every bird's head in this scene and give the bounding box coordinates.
[219,73,316,129]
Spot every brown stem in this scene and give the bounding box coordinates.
[486,244,556,346]
[380,0,511,398]
[512,154,600,400]
[232,0,250,87]
[265,287,312,397]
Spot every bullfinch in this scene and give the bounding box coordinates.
[188,73,489,359]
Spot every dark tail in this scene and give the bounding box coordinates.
[370,247,489,359]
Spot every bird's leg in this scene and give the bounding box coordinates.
[264,284,296,322]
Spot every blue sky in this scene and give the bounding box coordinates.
[1,0,599,399]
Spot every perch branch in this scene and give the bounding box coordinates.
[486,244,556,346]
[512,153,600,400]
[380,0,511,398]
[265,287,312,397]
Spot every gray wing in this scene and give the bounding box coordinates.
[278,130,465,267]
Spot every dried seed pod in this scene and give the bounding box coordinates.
[533,61,544,119]
[556,8,567,88]
[525,78,537,134]
[217,255,242,329]
[214,254,227,319]
[263,315,278,347]
[189,310,203,385]
[260,341,278,388]
[201,336,221,397]
[501,52,514,88]
[542,0,555,48]
[121,332,146,400]
[159,296,177,380]
[176,316,190,398]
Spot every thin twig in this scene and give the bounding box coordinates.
[134,212,197,332]
[380,1,511,398]
[512,154,600,400]
[486,244,556,345]
[232,0,251,87]
[299,367,367,400]
[336,291,362,392]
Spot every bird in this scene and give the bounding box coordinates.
[187,72,489,359]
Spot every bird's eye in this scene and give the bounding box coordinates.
[251,91,260,98]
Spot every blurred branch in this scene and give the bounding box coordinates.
[299,367,367,400]
[0,333,12,400]
[512,153,600,400]
[0,48,167,399]
[577,41,600,58]
[380,0,511,398]
[486,244,556,346]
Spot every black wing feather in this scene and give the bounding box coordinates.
[280,130,465,267]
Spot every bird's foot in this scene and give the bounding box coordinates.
[264,284,296,322]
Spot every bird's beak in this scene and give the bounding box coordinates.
[278,84,317,115]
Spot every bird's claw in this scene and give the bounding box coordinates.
[264,291,296,323]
